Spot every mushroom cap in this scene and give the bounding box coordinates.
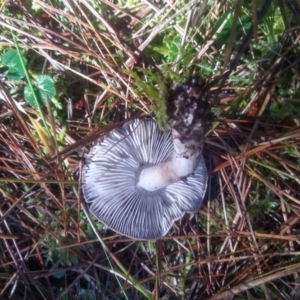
[82,119,207,240]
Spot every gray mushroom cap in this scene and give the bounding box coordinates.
[82,118,207,240]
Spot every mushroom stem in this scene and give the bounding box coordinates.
[138,129,203,191]
[138,76,210,192]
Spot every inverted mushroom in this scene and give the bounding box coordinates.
[82,76,211,240]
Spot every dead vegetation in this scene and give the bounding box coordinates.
[0,0,300,299]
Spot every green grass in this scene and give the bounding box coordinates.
[0,0,300,299]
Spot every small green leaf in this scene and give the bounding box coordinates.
[24,85,39,107]
[2,49,27,80]
[214,14,252,46]
[37,75,56,102]
[52,271,65,279]
[6,67,24,81]
[24,75,56,107]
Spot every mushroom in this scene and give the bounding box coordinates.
[82,76,211,240]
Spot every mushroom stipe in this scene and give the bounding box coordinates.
[82,77,211,240]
